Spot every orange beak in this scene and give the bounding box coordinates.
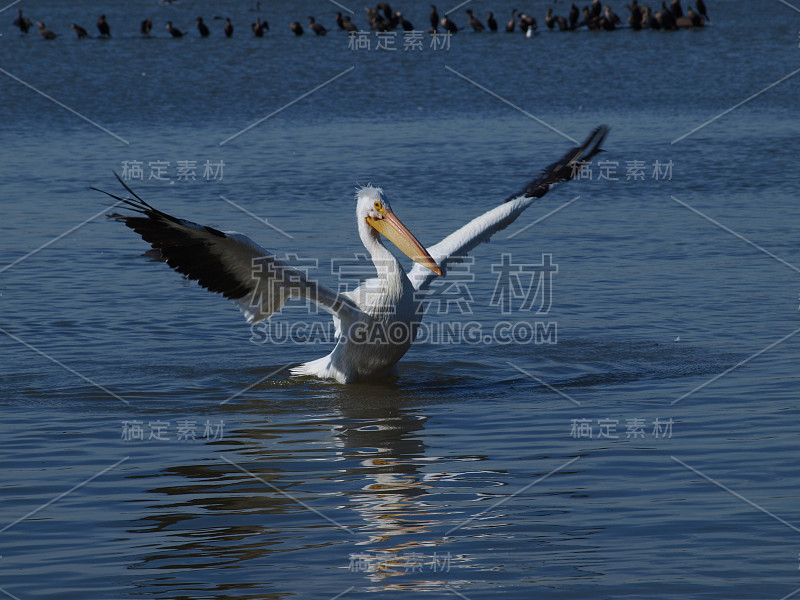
[366,210,442,276]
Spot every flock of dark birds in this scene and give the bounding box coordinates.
[12,0,709,41]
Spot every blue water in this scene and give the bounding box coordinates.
[2,0,800,598]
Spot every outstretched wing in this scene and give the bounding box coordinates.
[408,125,609,291]
[96,176,362,325]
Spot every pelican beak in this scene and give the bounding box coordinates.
[367,211,442,276]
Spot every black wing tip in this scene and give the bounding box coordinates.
[99,177,248,299]
[95,173,183,225]
[112,170,146,204]
[505,124,611,202]
[583,124,610,161]
[93,179,149,215]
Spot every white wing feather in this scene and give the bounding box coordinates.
[408,196,537,291]
[408,125,609,291]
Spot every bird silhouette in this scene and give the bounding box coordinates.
[308,16,327,35]
[166,21,183,37]
[196,17,210,37]
[71,23,89,38]
[97,14,111,37]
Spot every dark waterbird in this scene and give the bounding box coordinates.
[196,17,210,37]
[367,7,391,30]
[224,18,233,37]
[687,6,704,26]
[380,3,401,28]
[440,13,458,32]
[140,18,152,36]
[290,21,304,35]
[658,3,677,29]
[13,9,32,34]
[430,5,440,29]
[36,21,57,39]
[308,16,327,35]
[397,12,414,31]
[166,21,183,37]
[364,7,383,31]
[71,23,89,38]
[642,6,659,28]
[377,2,395,23]
[486,11,497,31]
[466,9,484,32]
[569,4,580,29]
[545,7,556,29]
[546,8,569,30]
[252,18,266,36]
[342,15,358,33]
[579,6,600,30]
[604,6,622,28]
[696,0,709,21]
[97,14,110,37]
[518,13,537,34]
[627,0,643,29]
[506,8,516,32]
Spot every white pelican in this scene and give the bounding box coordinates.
[96,126,608,383]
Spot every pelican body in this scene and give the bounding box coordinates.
[292,188,442,381]
[98,127,608,383]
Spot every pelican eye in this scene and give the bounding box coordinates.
[373,200,381,210]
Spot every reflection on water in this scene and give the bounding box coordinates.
[331,394,452,585]
[126,383,494,595]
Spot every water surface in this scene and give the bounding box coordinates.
[2,1,800,598]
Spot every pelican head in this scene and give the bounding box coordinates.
[356,186,442,276]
